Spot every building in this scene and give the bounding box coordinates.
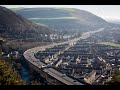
[76,57,80,64]
[84,70,96,84]
[80,58,89,64]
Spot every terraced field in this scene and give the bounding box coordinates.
[97,42,120,47]
[29,17,78,20]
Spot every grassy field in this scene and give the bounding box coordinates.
[58,8,77,12]
[97,42,120,47]
[29,17,78,20]
[10,7,24,11]
[35,23,48,26]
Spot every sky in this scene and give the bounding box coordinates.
[1,5,120,20]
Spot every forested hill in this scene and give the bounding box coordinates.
[12,8,111,33]
[0,6,50,40]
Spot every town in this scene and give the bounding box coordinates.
[23,29,120,85]
[1,5,120,85]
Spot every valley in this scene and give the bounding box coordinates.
[0,5,120,85]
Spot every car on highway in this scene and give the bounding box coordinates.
[41,65,47,68]
[61,74,66,77]
[41,64,53,69]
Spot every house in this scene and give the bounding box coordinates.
[84,70,96,84]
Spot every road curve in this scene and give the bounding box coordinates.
[23,28,104,85]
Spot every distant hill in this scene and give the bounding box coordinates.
[106,19,120,25]
[11,8,111,33]
[0,6,50,41]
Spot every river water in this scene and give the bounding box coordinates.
[20,66,29,81]
[19,56,48,85]
[19,56,30,82]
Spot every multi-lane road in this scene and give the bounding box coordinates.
[23,28,104,85]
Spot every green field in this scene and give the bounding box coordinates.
[35,23,48,26]
[10,7,24,11]
[58,8,77,12]
[29,17,78,20]
[97,42,120,47]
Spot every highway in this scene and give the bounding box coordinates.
[23,28,104,85]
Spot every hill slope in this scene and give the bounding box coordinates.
[12,8,110,33]
[0,6,50,41]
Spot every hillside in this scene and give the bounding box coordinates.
[0,59,24,85]
[11,8,111,33]
[0,6,50,41]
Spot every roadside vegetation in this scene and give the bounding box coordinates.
[0,59,25,85]
[6,40,51,51]
[106,68,120,85]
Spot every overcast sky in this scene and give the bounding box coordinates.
[1,5,120,20]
